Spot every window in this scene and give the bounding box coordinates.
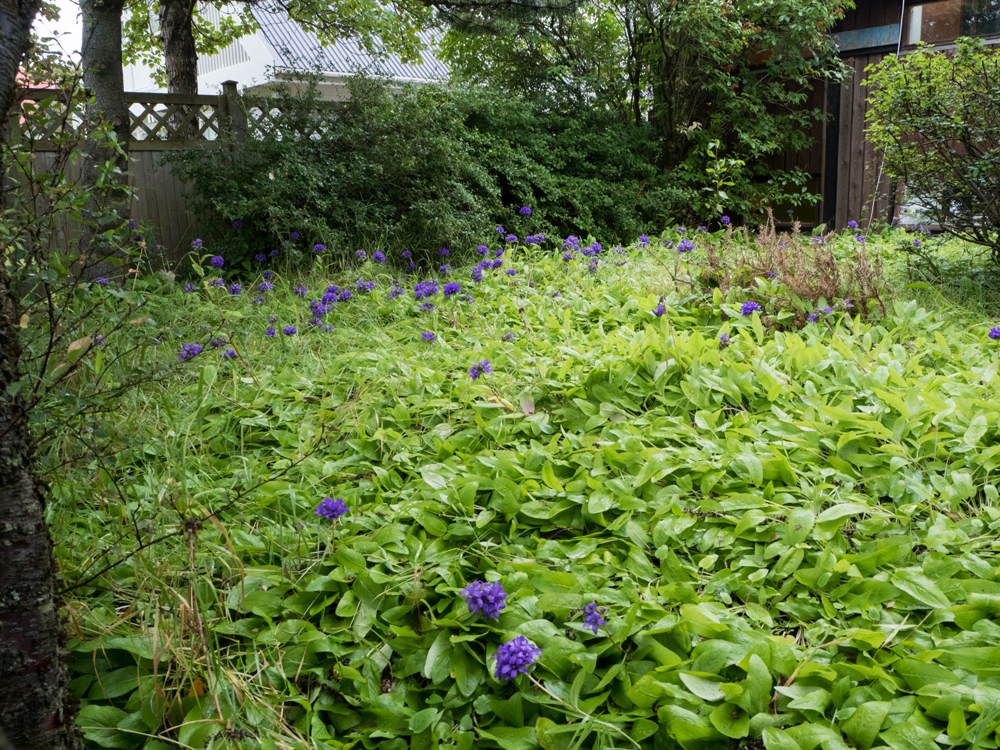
[906,0,1000,45]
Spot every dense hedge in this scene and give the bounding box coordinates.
[167,76,681,271]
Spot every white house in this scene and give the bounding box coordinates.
[123,1,448,98]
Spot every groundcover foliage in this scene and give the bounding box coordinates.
[56,228,1000,750]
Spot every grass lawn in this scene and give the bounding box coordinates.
[54,225,1000,750]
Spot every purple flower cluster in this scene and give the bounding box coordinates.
[222,348,238,361]
[847,220,859,229]
[283,326,297,336]
[471,267,483,282]
[421,332,436,343]
[191,239,204,249]
[373,250,386,263]
[388,286,404,299]
[290,232,301,240]
[294,285,307,298]
[414,280,440,300]
[255,253,267,262]
[638,235,650,245]
[525,234,545,245]
[439,264,452,275]
[653,303,665,317]
[468,360,492,380]
[477,245,489,255]
[563,236,580,251]
[232,220,242,229]
[439,247,449,256]
[990,327,1000,340]
[95,276,110,287]
[313,244,326,253]
[259,281,273,292]
[519,206,531,215]
[719,333,731,350]
[315,497,348,520]
[356,280,375,294]
[581,242,602,258]
[212,278,225,288]
[356,250,366,260]
[178,343,202,361]
[420,302,436,312]
[183,283,196,293]
[460,580,507,619]
[677,239,695,253]
[494,637,541,682]
[505,234,518,243]
[443,282,461,297]
[229,284,242,296]
[582,602,606,634]
[740,301,761,317]
[721,216,730,225]
[265,327,276,337]
[210,255,224,269]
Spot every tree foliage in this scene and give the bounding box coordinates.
[441,0,852,217]
[866,38,1000,265]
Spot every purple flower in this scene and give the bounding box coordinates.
[191,238,204,249]
[421,332,437,343]
[439,264,452,274]
[222,348,239,360]
[847,220,859,229]
[414,280,440,300]
[476,245,489,255]
[255,253,266,262]
[315,497,348,520]
[259,281,273,292]
[491,259,504,269]
[252,296,265,304]
[294,285,307,298]
[283,326,297,336]
[840,299,853,310]
[740,301,762,317]
[563,236,580,249]
[653,303,665,317]
[183,283,196,293]
[468,360,492,380]
[356,250,366,260]
[178,343,202,361]
[505,234,517,243]
[720,216,730,225]
[339,290,353,302]
[495,249,504,258]
[93,335,104,345]
[228,283,242,296]
[269,316,277,324]
[504,270,517,276]
[356,280,375,294]
[503,333,515,341]
[444,282,461,297]
[764,271,777,280]
[807,313,819,323]
[811,236,824,244]
[420,302,436,311]
[401,250,412,259]
[439,247,449,256]
[519,206,531,215]
[212,278,225,288]
[210,256,224,269]
[373,251,386,263]
[313,244,326,253]
[407,262,416,270]
[460,580,506,619]
[496,226,505,234]
[582,602,606,634]
[614,260,627,267]
[270,248,279,256]
[290,232,300,240]
[697,226,707,232]
[989,327,1000,340]
[856,235,866,244]
[471,268,483,282]
[914,239,922,248]
[388,286,404,299]
[265,327,276,337]
[129,221,136,229]
[676,226,687,233]
[719,333,731,350]
[233,220,243,229]
[494,636,541,682]
[562,252,574,262]
[94,276,110,286]
[677,239,695,253]
[638,235,650,245]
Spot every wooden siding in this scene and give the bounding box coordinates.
[839,0,904,33]
[835,52,896,230]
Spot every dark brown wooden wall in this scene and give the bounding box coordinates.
[835,53,896,229]
[839,0,904,32]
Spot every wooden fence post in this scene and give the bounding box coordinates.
[221,81,246,144]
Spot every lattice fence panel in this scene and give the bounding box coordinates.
[244,103,334,142]
[128,101,221,142]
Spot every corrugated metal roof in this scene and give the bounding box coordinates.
[250,3,448,81]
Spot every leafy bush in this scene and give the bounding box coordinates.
[52,225,1000,750]
[866,38,1000,265]
[169,76,686,271]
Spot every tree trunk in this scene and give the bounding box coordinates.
[80,0,129,279]
[159,0,198,95]
[0,0,42,118]
[0,4,81,749]
[0,276,81,749]
[159,0,199,138]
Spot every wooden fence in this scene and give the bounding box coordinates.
[5,81,296,264]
